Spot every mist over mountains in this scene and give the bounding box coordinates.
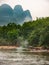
[0,4,32,25]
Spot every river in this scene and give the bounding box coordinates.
[0,49,49,65]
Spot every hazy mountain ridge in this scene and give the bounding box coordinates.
[0,4,32,25]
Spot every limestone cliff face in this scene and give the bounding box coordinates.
[0,4,32,25]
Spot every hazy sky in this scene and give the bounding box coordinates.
[0,0,49,20]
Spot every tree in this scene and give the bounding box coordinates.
[7,29,19,45]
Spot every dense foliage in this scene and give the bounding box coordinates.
[0,17,49,48]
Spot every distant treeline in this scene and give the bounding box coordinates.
[0,17,49,48]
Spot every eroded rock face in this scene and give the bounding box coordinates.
[0,4,32,25]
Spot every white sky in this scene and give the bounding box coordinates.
[0,0,49,20]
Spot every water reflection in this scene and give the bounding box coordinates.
[0,49,49,65]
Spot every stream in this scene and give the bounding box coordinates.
[0,48,49,65]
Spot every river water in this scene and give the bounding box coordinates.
[0,49,49,65]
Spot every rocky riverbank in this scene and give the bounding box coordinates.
[0,46,49,53]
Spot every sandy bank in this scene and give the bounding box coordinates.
[0,46,17,49]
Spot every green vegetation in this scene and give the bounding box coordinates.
[0,17,49,48]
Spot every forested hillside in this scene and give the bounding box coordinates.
[0,17,49,48]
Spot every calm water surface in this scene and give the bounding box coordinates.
[0,49,49,65]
